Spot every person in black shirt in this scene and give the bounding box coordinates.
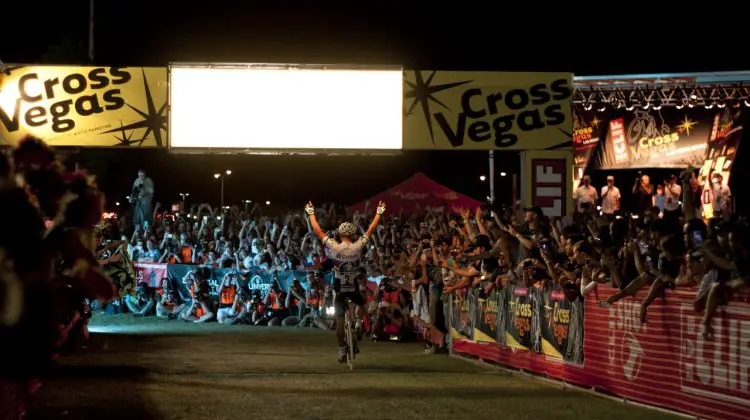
[631,174,654,217]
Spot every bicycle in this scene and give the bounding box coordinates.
[343,297,358,370]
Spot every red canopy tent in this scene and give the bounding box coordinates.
[348,172,482,215]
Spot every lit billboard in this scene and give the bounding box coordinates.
[168,65,403,150]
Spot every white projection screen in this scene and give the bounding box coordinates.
[168,65,403,150]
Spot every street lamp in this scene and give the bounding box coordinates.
[179,192,190,210]
[479,175,486,181]
[115,201,120,206]
[214,170,231,209]
[265,200,271,205]
[500,172,507,177]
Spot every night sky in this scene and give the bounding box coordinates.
[4,2,750,212]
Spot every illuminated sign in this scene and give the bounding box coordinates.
[168,65,403,150]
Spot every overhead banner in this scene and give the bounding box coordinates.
[572,106,604,189]
[168,65,403,150]
[403,71,573,150]
[0,66,167,147]
[596,107,713,169]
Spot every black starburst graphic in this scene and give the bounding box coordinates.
[112,121,141,146]
[404,71,472,146]
[102,68,166,146]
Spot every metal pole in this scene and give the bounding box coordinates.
[488,150,495,203]
[220,177,224,209]
[88,0,95,63]
[512,173,519,220]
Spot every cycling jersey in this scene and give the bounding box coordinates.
[323,235,368,293]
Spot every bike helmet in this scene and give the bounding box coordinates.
[338,222,357,237]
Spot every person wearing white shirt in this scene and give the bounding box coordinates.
[574,175,598,214]
[600,175,621,217]
[663,175,682,222]
[711,173,732,220]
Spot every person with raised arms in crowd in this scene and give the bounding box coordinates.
[305,200,387,363]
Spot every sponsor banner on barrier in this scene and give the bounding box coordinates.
[505,285,535,350]
[0,66,167,147]
[540,286,584,363]
[451,286,750,420]
[450,290,473,340]
[594,107,714,169]
[403,71,573,150]
[473,289,501,343]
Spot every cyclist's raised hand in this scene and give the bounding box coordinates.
[304,202,315,216]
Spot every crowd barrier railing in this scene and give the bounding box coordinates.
[449,284,750,420]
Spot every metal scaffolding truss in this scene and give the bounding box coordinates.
[573,71,750,110]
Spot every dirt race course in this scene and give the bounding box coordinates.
[25,314,679,420]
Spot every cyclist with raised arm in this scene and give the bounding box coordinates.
[305,200,386,363]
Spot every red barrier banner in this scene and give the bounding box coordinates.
[133,262,168,288]
[452,286,750,420]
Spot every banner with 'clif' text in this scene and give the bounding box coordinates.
[403,71,573,150]
[0,66,167,147]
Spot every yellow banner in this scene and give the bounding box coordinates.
[403,71,573,150]
[0,66,167,147]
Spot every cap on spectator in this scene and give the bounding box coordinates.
[607,175,614,181]
[523,206,544,218]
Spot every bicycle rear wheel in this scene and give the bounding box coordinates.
[345,314,355,370]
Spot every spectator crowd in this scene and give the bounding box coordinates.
[96,165,746,348]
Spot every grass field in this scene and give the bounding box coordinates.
[25,313,679,420]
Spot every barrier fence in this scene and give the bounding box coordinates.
[450,285,750,420]
[132,262,750,419]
